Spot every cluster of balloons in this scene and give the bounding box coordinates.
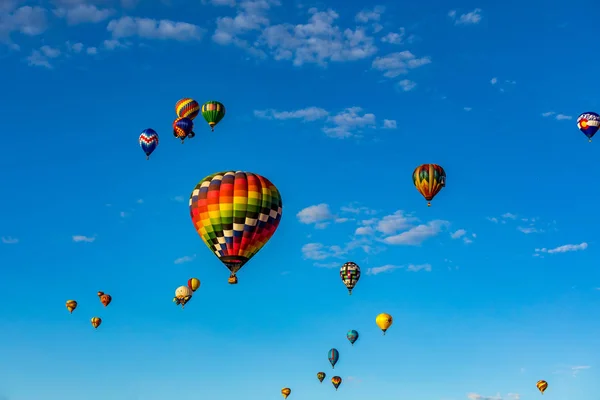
[65,291,112,329]
[137,98,227,159]
[173,277,200,309]
[577,111,600,142]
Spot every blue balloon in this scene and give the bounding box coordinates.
[577,112,600,142]
[346,330,359,345]
[328,348,339,368]
[139,128,159,160]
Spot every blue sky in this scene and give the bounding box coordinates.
[1,0,599,399]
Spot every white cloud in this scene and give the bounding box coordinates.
[355,5,385,23]
[355,226,374,235]
[86,46,97,54]
[0,5,48,40]
[72,235,95,243]
[467,393,502,400]
[297,203,333,225]
[172,196,185,202]
[103,39,126,50]
[535,242,588,254]
[254,107,329,122]
[381,28,405,44]
[107,16,205,41]
[502,213,517,219]
[301,243,346,260]
[119,211,129,218]
[464,107,472,111]
[367,264,402,275]
[174,255,195,264]
[406,263,432,272]
[136,199,144,204]
[542,111,572,121]
[27,46,60,68]
[54,4,114,25]
[451,229,466,239]
[397,79,416,91]
[490,77,497,84]
[375,210,418,234]
[487,217,499,223]
[1,236,19,244]
[382,119,397,129]
[570,365,591,376]
[517,226,541,234]
[449,8,483,25]
[207,0,236,5]
[372,51,431,78]
[66,41,84,53]
[383,220,449,245]
[323,107,376,138]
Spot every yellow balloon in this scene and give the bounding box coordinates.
[65,300,77,314]
[281,388,291,399]
[376,313,393,335]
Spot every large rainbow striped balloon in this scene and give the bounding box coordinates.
[175,98,200,120]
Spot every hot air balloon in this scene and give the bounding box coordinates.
[175,98,200,120]
[376,313,393,335]
[91,317,102,329]
[317,372,326,383]
[139,128,159,160]
[577,112,600,142]
[97,291,112,307]
[66,300,77,314]
[331,376,342,390]
[281,388,291,399]
[347,329,359,345]
[187,278,201,292]
[536,380,548,395]
[173,117,194,143]
[189,171,283,284]
[201,101,226,132]
[173,285,193,309]
[340,261,360,295]
[413,163,446,206]
[328,348,339,369]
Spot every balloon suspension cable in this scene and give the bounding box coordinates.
[211,128,215,132]
[589,138,592,143]
[427,202,431,207]
[146,155,149,160]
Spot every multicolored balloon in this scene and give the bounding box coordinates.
[201,100,226,131]
[97,291,112,307]
[376,313,393,335]
[139,128,159,160]
[536,380,548,395]
[331,376,342,390]
[328,348,339,369]
[173,286,193,309]
[281,388,291,399]
[347,329,359,345]
[577,112,600,142]
[413,163,446,206]
[175,98,200,120]
[65,300,77,314]
[173,117,194,143]
[187,278,200,292]
[317,372,326,383]
[91,317,102,329]
[189,171,283,284]
[340,261,360,295]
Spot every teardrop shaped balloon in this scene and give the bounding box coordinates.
[340,261,360,295]
[346,329,359,345]
[413,163,446,206]
[98,291,112,307]
[577,112,600,142]
[174,286,193,309]
[173,117,194,143]
[201,100,226,131]
[175,98,200,120]
[66,300,77,314]
[187,278,201,292]
[91,317,102,329]
[189,171,283,284]
[328,348,339,369]
[139,128,159,160]
[317,372,326,383]
[331,376,342,390]
[376,313,393,335]
[536,380,548,394]
[281,388,291,399]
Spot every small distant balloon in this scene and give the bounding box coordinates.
[331,376,342,391]
[173,117,194,143]
[340,261,360,295]
[536,380,548,395]
[577,112,600,142]
[281,388,291,399]
[173,285,193,309]
[201,101,226,132]
[376,313,393,335]
[317,372,326,383]
[66,300,77,314]
[139,128,159,160]
[188,278,200,292]
[91,317,102,329]
[328,348,339,369]
[347,329,359,345]
[175,98,200,120]
[97,291,112,307]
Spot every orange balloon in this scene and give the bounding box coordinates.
[98,291,112,307]
[91,317,102,329]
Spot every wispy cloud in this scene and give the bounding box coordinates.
[541,111,572,120]
[172,196,185,202]
[72,235,96,243]
[174,255,196,264]
[467,393,502,400]
[296,203,352,228]
[448,8,483,25]
[1,236,19,244]
[367,263,431,275]
[535,242,588,255]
